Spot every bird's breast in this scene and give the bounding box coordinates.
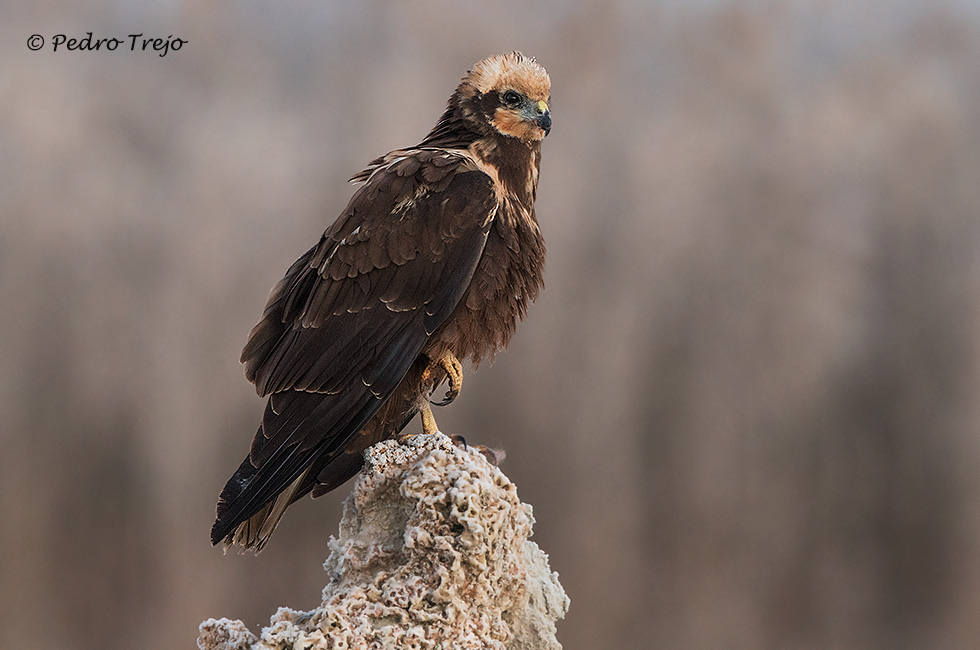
[430,200,545,367]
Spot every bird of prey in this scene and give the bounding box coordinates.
[211,52,551,552]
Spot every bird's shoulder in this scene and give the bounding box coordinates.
[348,146,481,192]
[309,148,496,272]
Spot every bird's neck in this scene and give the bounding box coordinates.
[470,136,541,209]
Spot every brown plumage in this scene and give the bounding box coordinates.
[211,52,551,551]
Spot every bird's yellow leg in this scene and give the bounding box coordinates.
[420,401,441,436]
[398,401,439,444]
[425,350,463,406]
[406,350,462,441]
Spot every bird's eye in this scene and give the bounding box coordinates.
[502,90,522,106]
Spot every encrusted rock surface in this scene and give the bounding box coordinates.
[199,433,568,650]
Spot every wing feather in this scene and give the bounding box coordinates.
[212,159,497,545]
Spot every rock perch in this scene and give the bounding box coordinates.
[199,433,569,650]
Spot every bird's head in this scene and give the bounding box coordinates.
[458,52,552,142]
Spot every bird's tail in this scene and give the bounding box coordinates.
[212,462,312,553]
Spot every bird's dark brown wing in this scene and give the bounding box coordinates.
[211,154,497,545]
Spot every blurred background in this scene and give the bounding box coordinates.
[3,1,980,648]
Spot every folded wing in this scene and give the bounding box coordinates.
[211,155,496,546]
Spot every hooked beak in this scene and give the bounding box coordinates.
[527,99,551,136]
[536,110,552,135]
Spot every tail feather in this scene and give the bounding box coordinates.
[210,390,386,551]
[218,467,313,552]
[211,349,434,552]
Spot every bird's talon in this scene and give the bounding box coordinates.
[425,351,463,407]
[430,387,459,407]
